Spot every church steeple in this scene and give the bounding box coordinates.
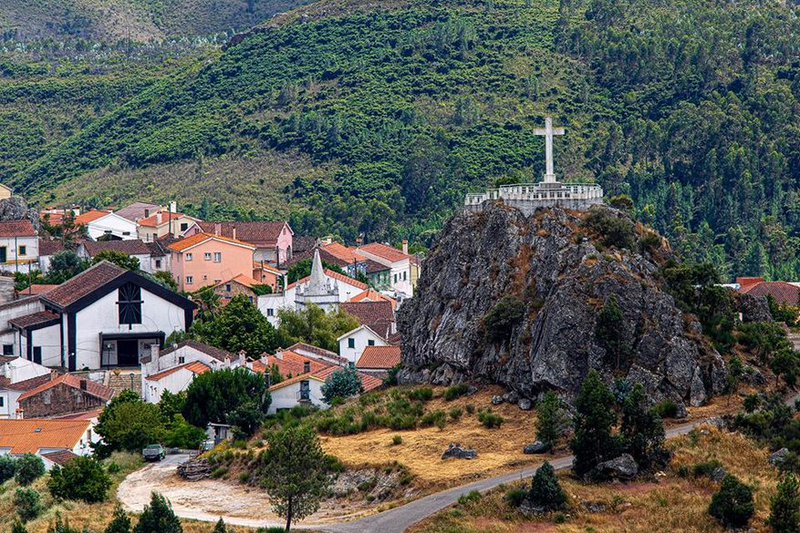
[309,248,326,291]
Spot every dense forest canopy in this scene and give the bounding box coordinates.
[3,0,800,280]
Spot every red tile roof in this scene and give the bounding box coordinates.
[18,374,115,402]
[41,261,126,309]
[286,342,348,365]
[0,419,92,454]
[358,243,412,264]
[138,212,190,228]
[0,220,36,238]
[743,281,800,306]
[286,268,369,291]
[74,210,111,225]
[114,203,162,222]
[16,284,60,296]
[0,373,52,392]
[143,340,235,364]
[269,365,382,393]
[41,449,79,466]
[348,289,397,310]
[9,310,61,330]
[217,274,262,290]
[146,361,211,382]
[356,346,402,370]
[82,239,152,256]
[168,232,256,253]
[322,243,364,264]
[197,221,291,246]
[38,239,65,256]
[737,277,765,292]
[340,301,395,338]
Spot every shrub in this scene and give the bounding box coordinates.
[465,403,476,415]
[652,400,678,419]
[770,473,800,532]
[484,296,525,342]
[743,394,761,413]
[420,410,447,429]
[391,435,403,446]
[11,521,27,533]
[444,383,470,401]
[457,490,482,506]
[529,462,567,511]
[0,455,16,483]
[692,460,724,479]
[48,456,112,503]
[14,454,45,486]
[15,488,42,522]
[449,407,463,420]
[134,492,182,533]
[105,505,132,533]
[505,487,527,507]
[583,208,636,250]
[407,387,433,402]
[478,409,504,429]
[709,475,754,529]
[321,368,364,404]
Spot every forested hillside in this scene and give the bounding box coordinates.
[6,0,800,280]
[0,0,313,41]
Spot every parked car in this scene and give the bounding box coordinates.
[142,444,166,462]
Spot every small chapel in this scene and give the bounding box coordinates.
[464,117,604,215]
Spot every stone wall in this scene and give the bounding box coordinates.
[20,383,106,418]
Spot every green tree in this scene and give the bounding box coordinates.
[183,368,271,428]
[14,454,44,486]
[570,370,621,477]
[535,392,569,452]
[194,294,278,356]
[162,414,207,449]
[11,521,27,533]
[769,473,800,532]
[321,368,364,404]
[596,296,630,370]
[152,270,178,292]
[772,348,800,387]
[261,426,333,532]
[93,250,140,270]
[286,258,347,284]
[0,454,16,483]
[93,390,165,457]
[709,475,754,529]
[105,505,133,533]
[277,304,359,353]
[529,461,567,512]
[47,456,112,503]
[48,251,88,283]
[212,518,231,533]
[620,384,666,471]
[134,492,182,533]
[14,488,42,522]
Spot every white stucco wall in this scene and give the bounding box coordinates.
[0,390,21,419]
[72,288,188,370]
[338,327,388,364]
[0,236,39,266]
[268,379,327,414]
[144,367,197,403]
[22,323,61,367]
[86,215,138,241]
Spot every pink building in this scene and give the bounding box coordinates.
[197,221,294,266]
[168,233,256,292]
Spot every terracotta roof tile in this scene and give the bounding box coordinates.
[144,340,235,364]
[357,346,402,370]
[0,373,52,392]
[0,220,36,238]
[744,281,800,306]
[168,233,256,253]
[41,261,126,309]
[82,239,152,256]
[285,342,348,365]
[18,373,115,402]
[74,210,111,225]
[322,243,364,264]
[197,221,291,246]
[340,301,395,338]
[358,243,412,264]
[41,449,80,466]
[16,284,60,296]
[115,203,162,222]
[348,289,397,310]
[269,365,382,393]
[0,419,92,454]
[286,268,369,292]
[9,310,61,330]
[138,212,191,228]
[146,361,211,382]
[38,239,65,256]
[217,274,262,289]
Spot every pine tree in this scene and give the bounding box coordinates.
[535,392,568,452]
[529,462,567,512]
[570,370,621,477]
[105,505,132,533]
[134,493,182,533]
[212,518,229,533]
[11,521,27,533]
[769,474,800,532]
[709,475,754,529]
[620,384,666,471]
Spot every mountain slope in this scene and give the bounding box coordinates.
[10,0,800,279]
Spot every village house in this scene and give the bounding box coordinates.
[168,233,256,292]
[357,241,419,298]
[267,365,382,414]
[284,342,349,366]
[137,212,199,242]
[198,221,294,266]
[0,418,100,467]
[737,277,800,306]
[17,374,115,419]
[0,356,51,419]
[337,324,391,364]
[75,210,139,241]
[340,300,396,340]
[8,261,194,371]
[114,202,163,223]
[0,220,38,269]
[140,340,243,403]
[252,261,283,291]
[213,274,265,304]
[37,239,65,274]
[356,345,402,376]
[0,295,49,355]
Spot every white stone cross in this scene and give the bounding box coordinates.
[534,117,565,183]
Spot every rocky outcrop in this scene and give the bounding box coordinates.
[0,196,40,230]
[399,204,726,407]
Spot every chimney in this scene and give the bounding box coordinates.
[79,379,88,391]
[214,223,221,237]
[232,226,237,241]
[150,344,160,365]
[402,239,409,255]
[356,235,363,246]
[50,369,58,381]
[170,201,177,213]
[238,350,246,366]
[156,212,163,225]
[303,361,311,373]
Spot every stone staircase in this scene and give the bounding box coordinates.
[104,369,142,397]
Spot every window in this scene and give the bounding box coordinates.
[204,252,212,261]
[117,282,143,325]
[123,231,131,236]
[403,271,407,281]
[225,284,232,292]
[213,252,222,263]
[180,223,188,232]
[155,259,161,269]
[0,397,4,407]
[202,274,208,281]
[348,338,355,349]
[266,309,274,317]
[2,344,12,356]
[18,245,26,256]
[368,339,375,346]
[178,356,185,364]
[186,253,193,261]
[394,274,398,283]
[186,276,194,285]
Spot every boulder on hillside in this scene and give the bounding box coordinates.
[589,453,639,482]
[442,444,477,460]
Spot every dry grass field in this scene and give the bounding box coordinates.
[410,427,779,533]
